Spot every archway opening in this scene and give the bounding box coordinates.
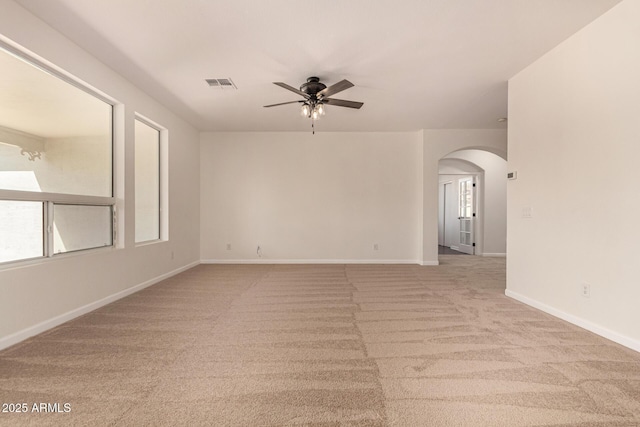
[438,149,507,261]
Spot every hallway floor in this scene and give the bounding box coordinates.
[438,245,469,255]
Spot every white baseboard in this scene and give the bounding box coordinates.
[201,258,422,265]
[505,289,640,353]
[482,253,507,257]
[420,260,439,266]
[0,261,200,351]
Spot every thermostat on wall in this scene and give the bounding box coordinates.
[507,171,517,180]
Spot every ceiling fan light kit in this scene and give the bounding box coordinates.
[300,103,324,118]
[264,76,363,134]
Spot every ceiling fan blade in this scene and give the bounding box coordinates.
[263,100,304,108]
[273,82,308,97]
[317,79,354,98]
[323,98,363,109]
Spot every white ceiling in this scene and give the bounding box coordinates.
[16,0,621,132]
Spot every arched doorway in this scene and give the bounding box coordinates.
[438,149,507,260]
[420,129,507,266]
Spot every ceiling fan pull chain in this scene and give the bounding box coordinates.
[312,118,315,135]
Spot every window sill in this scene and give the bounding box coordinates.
[135,239,166,248]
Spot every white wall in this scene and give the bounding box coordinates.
[200,132,423,263]
[507,0,640,350]
[0,0,200,349]
[200,130,506,266]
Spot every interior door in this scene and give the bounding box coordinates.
[438,183,445,246]
[444,182,457,249]
[458,177,475,254]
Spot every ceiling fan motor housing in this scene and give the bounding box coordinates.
[300,77,326,97]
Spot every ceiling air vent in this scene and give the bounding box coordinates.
[205,78,237,89]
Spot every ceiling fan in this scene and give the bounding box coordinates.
[264,76,363,133]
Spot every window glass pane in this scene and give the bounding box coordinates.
[135,120,160,243]
[0,200,43,263]
[0,47,112,197]
[53,204,112,254]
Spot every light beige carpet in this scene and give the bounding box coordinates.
[1,256,640,426]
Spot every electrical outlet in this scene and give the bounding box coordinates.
[226,243,231,250]
[582,283,591,298]
[373,243,379,251]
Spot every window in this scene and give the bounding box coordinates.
[0,200,43,263]
[458,178,473,247]
[0,42,114,264]
[134,117,161,243]
[52,204,113,254]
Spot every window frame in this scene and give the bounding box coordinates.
[134,113,168,245]
[0,40,118,267]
